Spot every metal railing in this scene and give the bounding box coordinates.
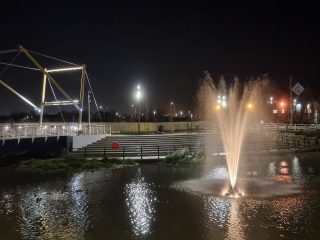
[0,122,111,140]
[262,123,320,131]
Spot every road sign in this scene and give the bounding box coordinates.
[292,82,304,96]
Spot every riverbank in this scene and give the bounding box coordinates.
[17,155,136,173]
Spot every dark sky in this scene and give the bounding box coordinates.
[0,0,319,115]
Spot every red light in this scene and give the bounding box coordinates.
[279,101,285,107]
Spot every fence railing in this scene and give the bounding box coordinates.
[0,122,111,140]
[262,123,320,131]
[79,136,318,159]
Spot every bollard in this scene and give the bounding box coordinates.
[84,147,87,157]
[104,147,106,156]
[123,146,125,161]
[157,146,160,160]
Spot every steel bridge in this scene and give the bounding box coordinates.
[0,45,104,141]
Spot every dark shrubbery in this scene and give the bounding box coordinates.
[165,148,205,166]
[18,155,136,173]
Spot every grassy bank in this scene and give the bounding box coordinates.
[17,155,136,173]
[295,151,320,160]
[164,148,205,166]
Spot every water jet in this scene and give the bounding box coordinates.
[224,187,243,198]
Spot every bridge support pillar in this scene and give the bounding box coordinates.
[39,69,47,128]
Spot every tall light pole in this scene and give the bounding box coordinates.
[88,90,91,134]
[153,110,156,121]
[145,94,148,122]
[170,101,175,132]
[170,101,175,122]
[136,85,142,134]
[131,104,136,119]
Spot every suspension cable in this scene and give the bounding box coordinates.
[28,49,80,66]
[0,61,40,72]
[85,72,102,122]
[47,79,66,122]
[0,49,19,54]
[0,51,21,78]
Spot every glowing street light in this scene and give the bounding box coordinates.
[246,103,253,110]
[269,96,274,104]
[135,85,142,134]
[296,103,302,112]
[217,95,227,108]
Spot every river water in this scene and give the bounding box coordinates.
[1,154,320,240]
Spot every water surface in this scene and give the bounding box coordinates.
[1,154,320,239]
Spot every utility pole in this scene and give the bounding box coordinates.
[170,101,175,132]
[88,90,91,134]
[145,94,148,122]
[289,76,293,126]
[138,101,141,134]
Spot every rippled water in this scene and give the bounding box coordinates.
[1,154,320,239]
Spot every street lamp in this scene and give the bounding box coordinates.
[131,104,136,119]
[170,101,175,121]
[136,85,142,134]
[170,101,176,132]
[246,103,253,110]
[88,90,91,134]
[153,110,156,121]
[269,96,274,104]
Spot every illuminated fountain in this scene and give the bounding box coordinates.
[174,72,302,199]
[198,72,262,197]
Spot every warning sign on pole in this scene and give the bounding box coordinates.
[292,82,304,96]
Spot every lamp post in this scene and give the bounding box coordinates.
[170,101,175,132]
[170,101,175,121]
[88,90,91,134]
[136,85,142,134]
[153,110,156,122]
[131,104,136,119]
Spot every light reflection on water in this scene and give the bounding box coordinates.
[18,173,89,240]
[0,173,92,239]
[227,201,244,240]
[203,197,245,239]
[292,156,303,180]
[125,177,156,237]
[205,197,230,226]
[0,155,320,239]
[204,165,229,180]
[267,156,306,184]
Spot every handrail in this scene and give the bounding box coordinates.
[0,123,111,140]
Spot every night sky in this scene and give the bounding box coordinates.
[0,1,319,115]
